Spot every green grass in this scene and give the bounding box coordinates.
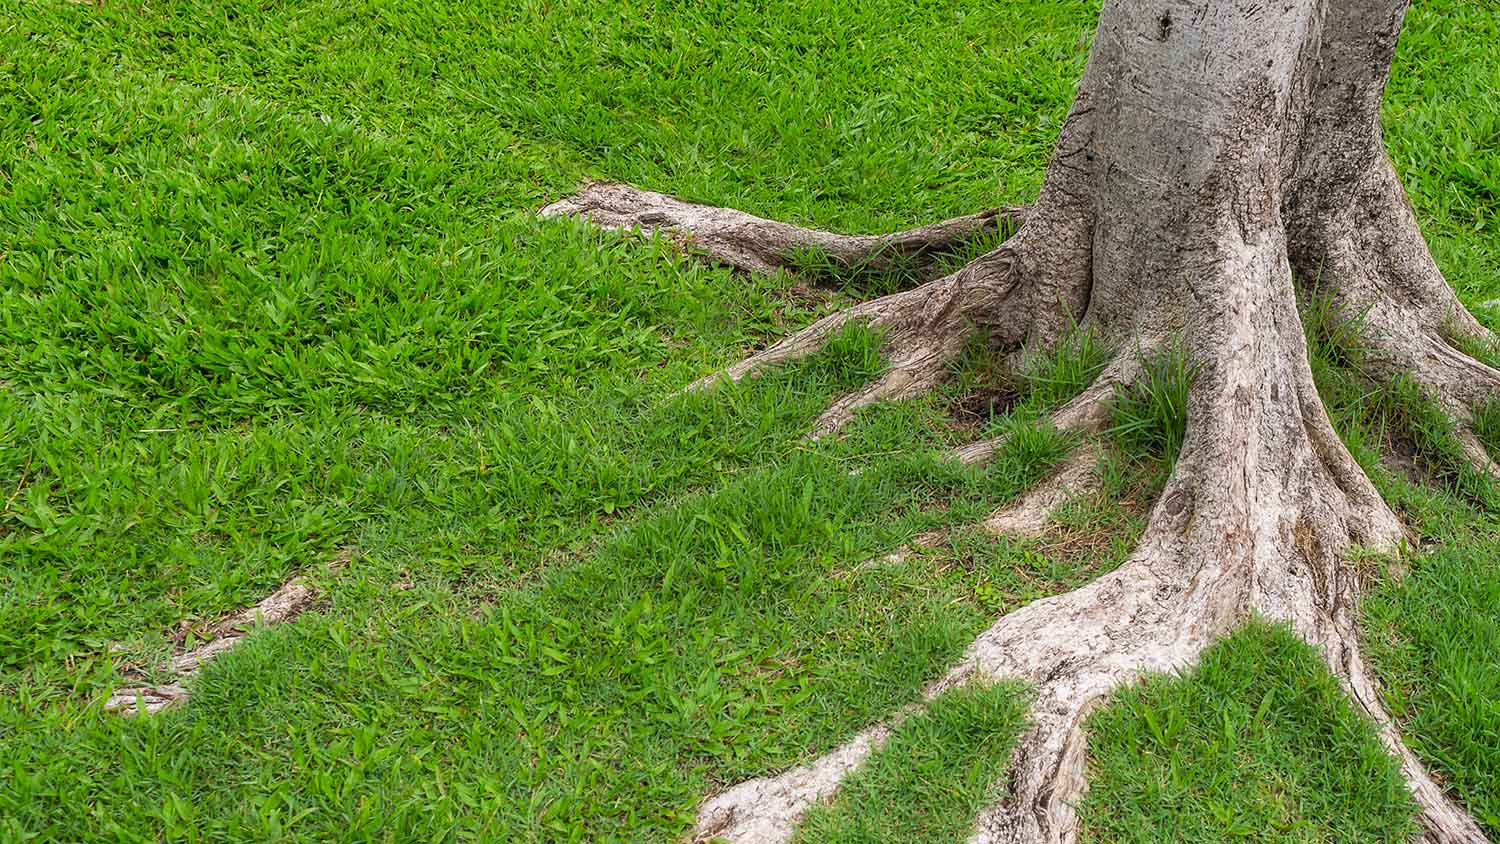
[1106,343,1194,470]
[2,0,1499,840]
[794,681,1029,844]
[1079,621,1419,844]
[1298,291,1500,839]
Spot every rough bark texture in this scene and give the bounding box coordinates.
[545,0,1497,840]
[541,181,1025,280]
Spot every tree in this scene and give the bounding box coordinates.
[543,0,1494,841]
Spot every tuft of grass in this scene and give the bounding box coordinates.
[1079,620,1419,844]
[1020,326,1112,412]
[793,681,1029,844]
[1362,376,1500,510]
[1471,399,1500,456]
[1441,322,1500,371]
[1106,344,1194,469]
[781,245,930,299]
[1301,289,1370,378]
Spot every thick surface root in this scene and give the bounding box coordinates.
[105,550,350,716]
[541,181,1024,279]
[692,221,1493,842]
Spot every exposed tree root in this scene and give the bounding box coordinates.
[694,718,900,843]
[104,549,351,716]
[684,244,1048,436]
[541,181,1025,280]
[983,443,1104,538]
[865,442,1105,572]
[1321,623,1491,844]
[952,371,1122,466]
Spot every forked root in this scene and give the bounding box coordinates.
[685,247,1037,436]
[541,181,1025,279]
[808,337,967,438]
[693,542,1211,844]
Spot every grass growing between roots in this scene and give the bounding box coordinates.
[2,0,1499,840]
[793,682,1029,844]
[1079,621,1419,844]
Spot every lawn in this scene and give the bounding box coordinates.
[2,0,1498,841]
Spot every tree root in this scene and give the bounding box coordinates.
[952,369,1122,466]
[983,443,1104,537]
[686,246,1040,436]
[541,181,1025,280]
[104,549,351,716]
[1321,623,1491,844]
[689,232,1492,841]
[693,719,901,843]
[870,441,1106,572]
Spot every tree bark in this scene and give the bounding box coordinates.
[545,0,1497,840]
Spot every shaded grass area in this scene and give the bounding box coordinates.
[1,0,1498,840]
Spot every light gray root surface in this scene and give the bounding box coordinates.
[548,0,1495,839]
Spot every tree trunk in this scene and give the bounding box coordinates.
[543,0,1497,841]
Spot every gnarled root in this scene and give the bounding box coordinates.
[541,181,1025,279]
[687,245,1043,437]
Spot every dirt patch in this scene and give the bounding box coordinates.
[947,386,1021,429]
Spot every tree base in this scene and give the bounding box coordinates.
[544,179,1494,843]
